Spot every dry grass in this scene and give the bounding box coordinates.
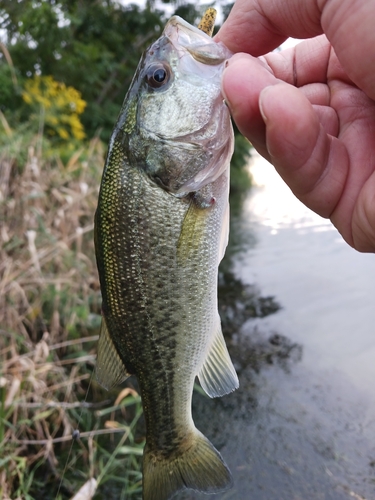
[0,132,102,340]
[0,132,144,499]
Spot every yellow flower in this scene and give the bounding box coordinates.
[22,75,87,141]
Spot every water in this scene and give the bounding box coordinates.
[240,154,375,397]
[187,153,375,500]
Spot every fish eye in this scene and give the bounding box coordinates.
[146,63,171,89]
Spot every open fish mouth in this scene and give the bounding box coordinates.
[165,16,229,65]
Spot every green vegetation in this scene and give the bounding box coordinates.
[0,0,165,142]
[0,1,251,498]
[0,133,146,498]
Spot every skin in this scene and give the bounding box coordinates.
[215,0,375,252]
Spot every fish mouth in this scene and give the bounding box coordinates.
[164,16,232,66]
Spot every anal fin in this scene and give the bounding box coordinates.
[96,316,130,390]
[198,320,239,398]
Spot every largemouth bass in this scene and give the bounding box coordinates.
[94,12,237,500]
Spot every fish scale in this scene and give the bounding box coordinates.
[94,13,238,500]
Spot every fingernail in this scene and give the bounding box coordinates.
[259,86,272,124]
[221,67,230,105]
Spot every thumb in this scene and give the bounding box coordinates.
[221,53,281,159]
[258,82,348,219]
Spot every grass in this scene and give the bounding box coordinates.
[0,128,145,499]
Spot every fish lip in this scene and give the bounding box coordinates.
[164,15,232,65]
[165,16,211,40]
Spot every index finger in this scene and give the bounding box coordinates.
[215,0,323,55]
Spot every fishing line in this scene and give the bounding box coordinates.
[55,366,95,500]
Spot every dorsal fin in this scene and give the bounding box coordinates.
[198,318,239,398]
[96,316,130,390]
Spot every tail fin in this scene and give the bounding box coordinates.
[142,429,232,500]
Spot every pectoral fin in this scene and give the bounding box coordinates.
[177,199,205,265]
[96,317,130,390]
[198,320,239,398]
[218,198,229,263]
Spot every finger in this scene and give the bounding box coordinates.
[352,173,375,252]
[263,83,375,252]
[300,84,331,107]
[217,0,375,100]
[259,36,331,87]
[259,83,349,222]
[216,0,323,55]
[221,47,336,158]
[321,0,375,100]
[311,105,339,137]
[221,54,280,160]
[328,80,375,249]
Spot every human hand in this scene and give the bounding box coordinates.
[216,0,375,252]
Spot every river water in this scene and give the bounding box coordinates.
[187,152,375,500]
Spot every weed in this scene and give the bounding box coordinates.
[0,131,144,499]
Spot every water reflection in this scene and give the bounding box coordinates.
[218,268,303,374]
[245,153,333,233]
[218,270,281,335]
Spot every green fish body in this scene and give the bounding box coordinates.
[94,16,237,500]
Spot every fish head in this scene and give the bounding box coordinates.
[116,16,234,195]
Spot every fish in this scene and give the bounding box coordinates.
[94,11,237,500]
